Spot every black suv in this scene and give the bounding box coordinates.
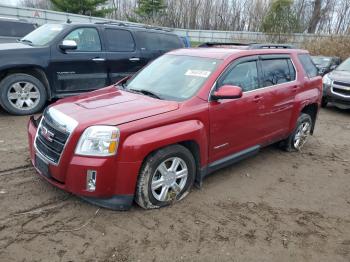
[0,22,184,115]
[0,17,37,44]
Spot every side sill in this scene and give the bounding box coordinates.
[195,145,260,188]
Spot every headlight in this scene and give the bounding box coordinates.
[75,126,120,156]
[323,74,332,85]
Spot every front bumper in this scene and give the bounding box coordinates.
[323,84,350,109]
[28,116,141,210]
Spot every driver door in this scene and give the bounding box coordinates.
[209,56,266,162]
[49,27,107,95]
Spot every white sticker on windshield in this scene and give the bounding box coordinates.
[185,70,211,78]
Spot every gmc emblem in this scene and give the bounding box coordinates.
[41,126,54,142]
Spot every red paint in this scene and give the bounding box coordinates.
[27,48,322,200]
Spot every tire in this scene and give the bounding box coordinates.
[0,73,47,115]
[282,113,312,152]
[321,97,328,108]
[135,144,196,209]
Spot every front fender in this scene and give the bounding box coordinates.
[119,120,208,166]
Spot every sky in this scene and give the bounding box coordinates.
[4,0,20,6]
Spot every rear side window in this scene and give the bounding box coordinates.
[0,21,35,37]
[261,58,296,87]
[105,29,135,52]
[298,54,318,78]
[138,31,182,51]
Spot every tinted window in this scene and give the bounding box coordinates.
[298,54,318,78]
[261,58,295,87]
[158,34,182,50]
[138,31,182,51]
[105,29,135,52]
[220,61,259,92]
[64,28,101,52]
[0,21,35,37]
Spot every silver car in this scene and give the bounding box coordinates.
[322,58,350,109]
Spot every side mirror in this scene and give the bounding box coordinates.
[212,85,243,100]
[59,40,77,52]
[330,65,337,70]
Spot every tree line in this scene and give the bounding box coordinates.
[20,0,350,35]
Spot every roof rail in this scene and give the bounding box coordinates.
[198,42,253,47]
[248,44,294,49]
[95,21,173,32]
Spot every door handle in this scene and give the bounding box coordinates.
[92,58,105,62]
[129,57,140,62]
[253,95,262,102]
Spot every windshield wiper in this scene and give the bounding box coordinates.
[129,88,162,100]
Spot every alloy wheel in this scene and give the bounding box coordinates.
[7,81,40,110]
[293,121,311,150]
[151,157,188,202]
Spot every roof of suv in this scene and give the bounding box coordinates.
[169,47,308,60]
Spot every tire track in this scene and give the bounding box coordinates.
[0,165,34,177]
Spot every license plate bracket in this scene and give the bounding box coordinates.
[35,154,50,178]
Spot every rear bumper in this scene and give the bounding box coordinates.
[28,116,141,210]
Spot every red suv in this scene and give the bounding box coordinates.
[28,44,322,210]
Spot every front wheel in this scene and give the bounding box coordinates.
[321,97,328,108]
[135,145,196,209]
[282,113,312,152]
[0,73,47,115]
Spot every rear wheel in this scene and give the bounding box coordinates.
[0,73,47,115]
[282,113,312,152]
[135,145,196,209]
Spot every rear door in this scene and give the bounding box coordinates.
[257,55,297,142]
[49,27,107,95]
[103,28,145,83]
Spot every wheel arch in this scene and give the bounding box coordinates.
[0,66,52,100]
[120,120,208,187]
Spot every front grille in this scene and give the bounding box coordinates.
[334,81,350,87]
[35,117,70,164]
[333,87,350,97]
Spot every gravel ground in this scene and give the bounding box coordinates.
[0,105,349,262]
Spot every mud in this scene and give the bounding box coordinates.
[0,106,349,261]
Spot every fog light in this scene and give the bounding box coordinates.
[86,170,97,191]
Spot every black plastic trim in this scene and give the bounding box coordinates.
[80,195,134,211]
[195,145,260,187]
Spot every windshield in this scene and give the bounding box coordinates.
[21,24,65,46]
[312,56,331,67]
[335,58,350,71]
[125,54,221,101]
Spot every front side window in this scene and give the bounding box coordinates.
[220,61,259,92]
[64,28,101,52]
[261,58,296,87]
[298,54,318,78]
[125,54,221,101]
[105,29,135,52]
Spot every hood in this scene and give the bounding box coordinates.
[51,86,179,127]
[329,70,350,83]
[0,42,34,51]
